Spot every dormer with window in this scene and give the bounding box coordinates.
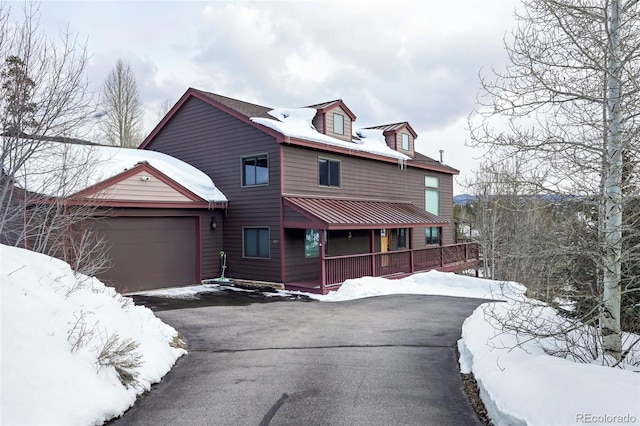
[306,99,357,143]
[363,122,417,158]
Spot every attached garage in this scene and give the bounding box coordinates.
[15,142,228,295]
[93,216,199,293]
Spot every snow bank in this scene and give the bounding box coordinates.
[0,244,186,425]
[458,301,640,426]
[310,270,526,302]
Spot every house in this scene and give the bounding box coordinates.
[140,88,478,294]
[2,139,227,293]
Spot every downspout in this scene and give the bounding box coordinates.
[279,144,286,285]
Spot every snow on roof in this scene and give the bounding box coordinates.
[5,141,227,203]
[250,108,410,161]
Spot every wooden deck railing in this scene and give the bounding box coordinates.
[323,242,479,288]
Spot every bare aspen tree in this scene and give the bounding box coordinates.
[0,2,109,276]
[156,98,173,121]
[469,0,639,364]
[100,59,144,148]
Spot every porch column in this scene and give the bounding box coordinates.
[370,229,376,277]
[409,229,415,273]
[320,229,326,293]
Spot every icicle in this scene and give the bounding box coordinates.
[397,158,406,170]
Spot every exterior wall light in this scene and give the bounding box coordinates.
[211,217,217,230]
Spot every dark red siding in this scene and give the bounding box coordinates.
[143,97,282,282]
[282,145,455,246]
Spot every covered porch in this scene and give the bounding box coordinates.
[282,196,480,294]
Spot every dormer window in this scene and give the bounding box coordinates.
[401,133,409,150]
[333,113,344,135]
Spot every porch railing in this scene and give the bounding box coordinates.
[324,242,479,288]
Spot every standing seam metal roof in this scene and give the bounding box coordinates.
[284,197,449,229]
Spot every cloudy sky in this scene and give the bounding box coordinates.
[35,0,518,193]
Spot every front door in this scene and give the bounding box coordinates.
[381,229,390,267]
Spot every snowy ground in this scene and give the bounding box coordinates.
[2,246,638,426]
[0,245,186,425]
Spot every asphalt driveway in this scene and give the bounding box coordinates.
[112,293,485,426]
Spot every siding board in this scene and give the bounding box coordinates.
[282,145,454,246]
[144,97,282,282]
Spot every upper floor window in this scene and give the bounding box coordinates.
[319,158,340,187]
[401,133,410,150]
[243,227,270,258]
[425,176,439,188]
[242,154,268,186]
[333,113,344,135]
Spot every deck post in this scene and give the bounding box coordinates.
[320,229,326,293]
[370,229,377,277]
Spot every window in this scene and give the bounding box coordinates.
[425,190,439,215]
[425,227,439,245]
[425,176,439,188]
[394,228,407,249]
[319,158,340,187]
[305,229,320,257]
[242,155,268,186]
[333,113,344,135]
[243,228,270,258]
[425,176,440,245]
[401,133,410,150]
[305,229,328,256]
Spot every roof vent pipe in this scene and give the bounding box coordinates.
[439,149,444,163]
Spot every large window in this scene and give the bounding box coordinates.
[319,158,340,187]
[401,133,410,150]
[305,229,320,257]
[333,113,344,135]
[425,176,440,245]
[243,227,270,258]
[425,227,439,245]
[394,228,408,249]
[242,155,268,186]
[305,229,328,257]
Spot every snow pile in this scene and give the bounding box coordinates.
[311,270,526,302]
[5,141,227,202]
[458,300,640,426]
[0,244,186,425]
[251,108,410,161]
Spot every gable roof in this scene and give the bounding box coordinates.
[194,89,273,120]
[305,99,357,121]
[364,122,418,138]
[140,88,458,175]
[409,152,459,174]
[6,141,227,204]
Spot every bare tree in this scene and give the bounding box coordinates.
[156,98,173,121]
[0,1,109,277]
[469,0,640,364]
[100,59,144,148]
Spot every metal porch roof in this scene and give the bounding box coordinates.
[283,197,449,230]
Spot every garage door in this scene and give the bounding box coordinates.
[93,216,198,293]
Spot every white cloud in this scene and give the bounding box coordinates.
[35,0,517,179]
